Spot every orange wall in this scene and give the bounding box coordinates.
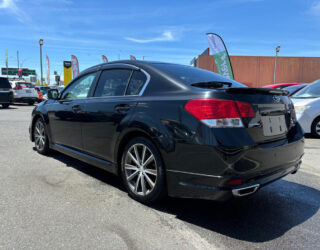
[198,55,320,87]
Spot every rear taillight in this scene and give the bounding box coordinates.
[13,86,22,90]
[184,99,255,128]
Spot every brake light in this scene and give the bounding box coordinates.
[13,86,22,90]
[184,99,255,128]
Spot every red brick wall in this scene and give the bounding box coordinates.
[197,55,320,87]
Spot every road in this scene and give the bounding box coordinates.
[0,105,319,250]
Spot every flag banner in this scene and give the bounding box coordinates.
[206,33,234,79]
[201,48,210,55]
[5,48,8,73]
[102,55,108,63]
[63,61,72,86]
[71,55,79,78]
[130,55,136,60]
[46,55,50,85]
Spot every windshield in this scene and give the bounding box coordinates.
[153,63,246,88]
[293,80,320,98]
[0,78,12,88]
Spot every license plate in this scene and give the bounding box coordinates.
[261,115,287,137]
[26,90,31,93]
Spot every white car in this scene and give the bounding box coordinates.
[292,79,320,138]
[10,81,39,105]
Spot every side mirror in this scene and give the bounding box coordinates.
[47,89,59,100]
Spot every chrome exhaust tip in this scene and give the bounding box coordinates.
[232,184,260,197]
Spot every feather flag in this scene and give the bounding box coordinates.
[46,55,50,85]
[102,55,108,63]
[207,33,234,79]
[71,55,79,78]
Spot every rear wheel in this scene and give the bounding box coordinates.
[28,100,35,105]
[121,137,166,203]
[311,117,320,138]
[2,104,9,108]
[34,118,50,154]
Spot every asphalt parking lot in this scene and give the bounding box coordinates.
[0,105,319,250]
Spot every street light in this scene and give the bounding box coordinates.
[39,39,44,85]
[273,45,280,84]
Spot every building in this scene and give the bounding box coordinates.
[197,53,320,87]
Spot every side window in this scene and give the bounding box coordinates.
[126,70,147,96]
[94,69,132,97]
[61,72,97,100]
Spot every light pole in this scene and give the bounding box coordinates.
[273,45,280,84]
[39,39,44,85]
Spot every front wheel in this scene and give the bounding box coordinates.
[311,117,320,138]
[34,118,50,154]
[2,104,9,108]
[121,137,166,203]
[28,100,35,105]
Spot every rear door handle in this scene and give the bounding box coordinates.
[115,104,130,113]
[72,104,81,112]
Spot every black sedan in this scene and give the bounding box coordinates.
[29,61,304,203]
[0,77,13,108]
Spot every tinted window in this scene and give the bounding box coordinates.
[0,78,12,88]
[153,63,246,88]
[61,72,97,100]
[293,80,320,98]
[94,69,131,97]
[126,71,147,95]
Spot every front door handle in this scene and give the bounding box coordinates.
[72,104,81,112]
[115,104,130,113]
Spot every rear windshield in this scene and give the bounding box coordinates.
[152,63,246,88]
[0,78,12,88]
[16,82,34,88]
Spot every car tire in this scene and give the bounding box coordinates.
[121,137,167,203]
[2,104,9,108]
[311,117,320,138]
[28,101,35,105]
[34,118,50,154]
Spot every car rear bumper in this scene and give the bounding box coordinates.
[166,135,304,201]
[14,97,38,102]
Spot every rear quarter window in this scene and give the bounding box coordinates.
[0,78,12,88]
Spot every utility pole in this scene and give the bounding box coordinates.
[273,46,280,84]
[5,48,8,78]
[118,49,121,60]
[39,39,44,85]
[142,56,145,60]
[17,51,20,69]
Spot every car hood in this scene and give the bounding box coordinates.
[291,97,320,106]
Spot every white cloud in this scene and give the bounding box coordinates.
[0,0,29,22]
[125,31,176,43]
[310,1,320,16]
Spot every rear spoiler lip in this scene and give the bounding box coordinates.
[222,87,289,96]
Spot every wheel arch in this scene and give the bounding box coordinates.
[115,128,166,176]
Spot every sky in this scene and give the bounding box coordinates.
[0,0,320,81]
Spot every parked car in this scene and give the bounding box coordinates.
[10,81,39,105]
[29,61,304,203]
[0,77,13,108]
[38,86,50,95]
[292,79,320,137]
[283,84,307,96]
[263,82,304,89]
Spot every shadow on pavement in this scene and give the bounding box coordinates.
[38,149,320,243]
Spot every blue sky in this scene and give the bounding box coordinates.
[0,0,320,80]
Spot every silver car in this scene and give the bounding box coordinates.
[292,79,320,138]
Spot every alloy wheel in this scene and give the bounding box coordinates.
[124,143,158,196]
[34,121,46,151]
[316,121,320,136]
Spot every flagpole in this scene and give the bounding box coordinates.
[6,48,8,78]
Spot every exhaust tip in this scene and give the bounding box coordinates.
[232,184,260,197]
